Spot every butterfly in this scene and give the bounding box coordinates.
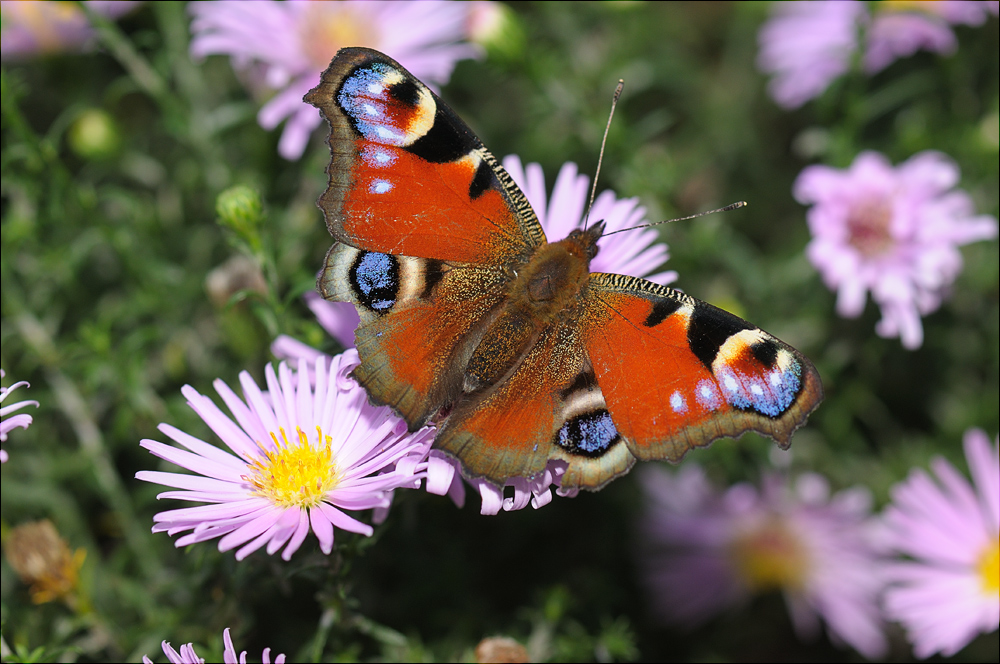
[305,47,823,491]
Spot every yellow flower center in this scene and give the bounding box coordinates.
[847,199,894,257]
[979,535,999,596]
[245,427,340,509]
[299,4,380,70]
[878,0,945,16]
[729,518,809,592]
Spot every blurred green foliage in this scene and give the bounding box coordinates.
[1,2,997,663]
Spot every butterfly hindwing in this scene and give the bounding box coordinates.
[320,242,509,429]
[305,47,545,266]
[581,274,823,462]
[434,318,637,490]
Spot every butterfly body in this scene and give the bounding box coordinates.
[307,48,823,492]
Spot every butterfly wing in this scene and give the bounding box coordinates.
[580,274,823,464]
[305,47,545,264]
[319,243,510,428]
[433,317,637,490]
[307,48,546,428]
[435,273,822,491]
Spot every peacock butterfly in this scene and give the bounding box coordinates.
[304,47,823,491]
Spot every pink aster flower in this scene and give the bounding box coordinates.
[757,0,866,109]
[502,155,677,286]
[136,351,434,560]
[794,150,997,349]
[757,1,999,108]
[143,627,285,664]
[0,1,140,60]
[1,369,39,464]
[188,0,484,160]
[638,465,888,658]
[881,428,999,658]
[865,1,1000,73]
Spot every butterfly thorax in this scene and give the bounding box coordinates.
[463,223,603,393]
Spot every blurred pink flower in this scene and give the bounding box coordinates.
[136,351,433,560]
[188,0,485,160]
[882,428,999,658]
[638,465,888,658]
[794,150,997,349]
[866,1,1000,72]
[143,627,285,664]
[757,0,865,109]
[757,1,999,108]
[0,1,139,59]
[1,369,39,464]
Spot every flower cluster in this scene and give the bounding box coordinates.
[137,352,434,560]
[638,465,888,657]
[638,427,1000,658]
[188,0,486,159]
[758,0,999,109]
[795,151,997,349]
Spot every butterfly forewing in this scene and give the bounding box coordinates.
[306,47,545,265]
[581,274,823,461]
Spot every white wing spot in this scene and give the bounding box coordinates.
[370,180,393,194]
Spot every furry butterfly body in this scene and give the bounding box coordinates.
[306,48,823,491]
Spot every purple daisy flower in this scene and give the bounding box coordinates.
[1,369,39,463]
[794,150,997,349]
[638,465,888,658]
[757,1,999,108]
[0,1,140,60]
[866,1,999,73]
[273,156,675,513]
[143,627,285,664]
[756,0,866,110]
[882,428,999,658]
[188,0,484,160]
[136,351,434,560]
[502,155,676,285]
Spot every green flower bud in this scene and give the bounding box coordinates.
[216,185,264,240]
[68,109,120,160]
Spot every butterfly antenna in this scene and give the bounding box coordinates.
[583,79,625,231]
[602,201,748,237]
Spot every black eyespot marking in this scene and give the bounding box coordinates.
[751,339,779,368]
[644,297,682,327]
[555,409,620,458]
[350,251,399,313]
[388,79,420,106]
[469,158,493,200]
[420,259,444,299]
[407,107,478,163]
[687,305,754,370]
[559,371,597,399]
